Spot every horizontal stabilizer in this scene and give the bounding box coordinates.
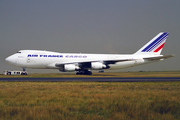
[144,54,174,61]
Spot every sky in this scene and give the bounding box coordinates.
[0,0,179,73]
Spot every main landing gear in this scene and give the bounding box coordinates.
[76,70,92,75]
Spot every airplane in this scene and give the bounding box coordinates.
[5,32,174,75]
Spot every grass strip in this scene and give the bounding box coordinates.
[0,81,179,120]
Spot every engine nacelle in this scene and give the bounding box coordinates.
[91,62,106,70]
[59,64,79,72]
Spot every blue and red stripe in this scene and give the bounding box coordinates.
[141,33,168,52]
[154,43,165,52]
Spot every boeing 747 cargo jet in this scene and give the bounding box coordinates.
[5,32,174,75]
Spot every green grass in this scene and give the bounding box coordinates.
[1,71,180,78]
[0,81,179,120]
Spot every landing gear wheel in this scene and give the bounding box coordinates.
[76,70,92,75]
[87,71,92,75]
[76,72,80,75]
[22,67,26,71]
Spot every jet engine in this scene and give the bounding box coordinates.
[59,64,79,72]
[91,62,107,70]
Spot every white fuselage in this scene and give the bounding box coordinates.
[5,50,155,70]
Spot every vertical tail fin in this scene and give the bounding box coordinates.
[134,32,169,55]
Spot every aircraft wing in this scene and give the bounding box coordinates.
[143,54,174,61]
[55,59,131,68]
[55,54,174,68]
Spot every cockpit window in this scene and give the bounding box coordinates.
[17,51,21,53]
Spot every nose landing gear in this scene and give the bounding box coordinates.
[22,67,26,71]
[21,67,28,75]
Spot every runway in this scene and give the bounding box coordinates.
[0,77,180,82]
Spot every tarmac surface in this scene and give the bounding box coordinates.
[0,77,180,82]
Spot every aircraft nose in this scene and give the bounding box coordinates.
[5,55,17,64]
[5,56,11,63]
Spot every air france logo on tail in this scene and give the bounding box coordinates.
[142,32,168,52]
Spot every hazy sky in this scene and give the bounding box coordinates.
[1,1,179,73]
